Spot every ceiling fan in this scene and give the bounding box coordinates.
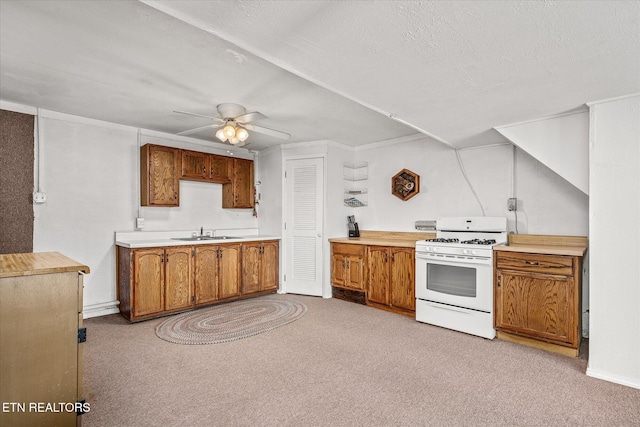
[175,103,290,147]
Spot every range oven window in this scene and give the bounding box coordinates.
[427,263,476,297]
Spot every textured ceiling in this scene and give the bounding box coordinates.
[1,1,639,150]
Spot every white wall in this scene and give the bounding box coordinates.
[587,95,640,389]
[353,137,588,236]
[31,111,256,318]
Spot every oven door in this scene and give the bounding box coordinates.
[415,252,493,313]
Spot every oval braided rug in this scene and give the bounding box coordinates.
[155,298,307,345]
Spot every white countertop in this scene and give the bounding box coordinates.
[115,229,280,248]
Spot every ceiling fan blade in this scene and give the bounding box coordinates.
[244,123,291,140]
[235,111,268,124]
[177,123,221,136]
[174,110,224,122]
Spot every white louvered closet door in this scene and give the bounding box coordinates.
[284,157,324,296]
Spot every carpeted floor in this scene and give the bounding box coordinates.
[82,294,640,426]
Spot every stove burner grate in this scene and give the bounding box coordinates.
[460,239,497,245]
[424,238,459,243]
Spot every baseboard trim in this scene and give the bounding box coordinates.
[83,300,120,319]
[586,367,640,390]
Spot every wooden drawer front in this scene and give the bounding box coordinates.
[496,252,573,276]
[332,243,364,257]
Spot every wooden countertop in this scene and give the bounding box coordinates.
[329,230,436,248]
[494,234,588,257]
[0,252,90,278]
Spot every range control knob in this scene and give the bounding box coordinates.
[433,247,439,252]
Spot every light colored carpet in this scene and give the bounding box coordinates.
[82,294,640,426]
[155,298,307,345]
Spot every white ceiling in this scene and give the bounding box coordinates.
[1,1,638,151]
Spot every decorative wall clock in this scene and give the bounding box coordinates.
[392,169,420,201]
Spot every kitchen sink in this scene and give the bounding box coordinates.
[171,236,242,242]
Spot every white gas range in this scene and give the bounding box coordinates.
[415,217,507,339]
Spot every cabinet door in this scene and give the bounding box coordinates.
[261,241,279,292]
[390,247,415,311]
[496,270,576,345]
[181,150,209,181]
[194,246,219,304]
[141,144,180,206]
[241,242,261,294]
[133,248,164,316]
[209,154,232,183]
[164,247,194,311]
[367,246,389,305]
[218,243,241,299]
[331,253,346,287]
[223,158,254,208]
[346,255,364,290]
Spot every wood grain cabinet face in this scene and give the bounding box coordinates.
[194,246,220,305]
[133,248,165,317]
[331,243,365,291]
[164,247,194,311]
[389,247,415,312]
[241,240,279,295]
[223,158,254,208]
[141,144,180,206]
[367,246,390,306]
[181,150,209,181]
[494,251,580,349]
[129,246,193,320]
[366,246,415,313]
[181,150,232,183]
[209,154,232,183]
[218,243,242,299]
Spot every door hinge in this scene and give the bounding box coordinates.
[284,274,286,281]
[284,223,287,230]
[284,171,287,178]
[191,295,195,302]
[78,327,87,344]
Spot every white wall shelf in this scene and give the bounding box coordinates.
[343,162,368,207]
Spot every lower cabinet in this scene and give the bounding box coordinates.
[367,246,415,314]
[241,240,279,295]
[193,243,242,304]
[330,242,415,316]
[494,250,582,356]
[128,246,193,319]
[118,240,278,322]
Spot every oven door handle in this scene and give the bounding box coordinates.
[425,302,470,314]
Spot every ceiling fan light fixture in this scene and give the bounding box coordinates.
[229,136,240,145]
[215,128,227,142]
[223,124,236,138]
[236,127,249,142]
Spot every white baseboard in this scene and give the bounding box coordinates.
[83,300,120,319]
[586,367,640,390]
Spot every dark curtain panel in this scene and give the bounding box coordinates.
[0,109,35,254]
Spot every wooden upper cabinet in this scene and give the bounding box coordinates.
[223,158,254,209]
[181,150,232,183]
[181,150,209,181]
[209,154,232,183]
[141,144,180,206]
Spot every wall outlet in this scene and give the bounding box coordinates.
[136,217,144,229]
[508,198,518,211]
